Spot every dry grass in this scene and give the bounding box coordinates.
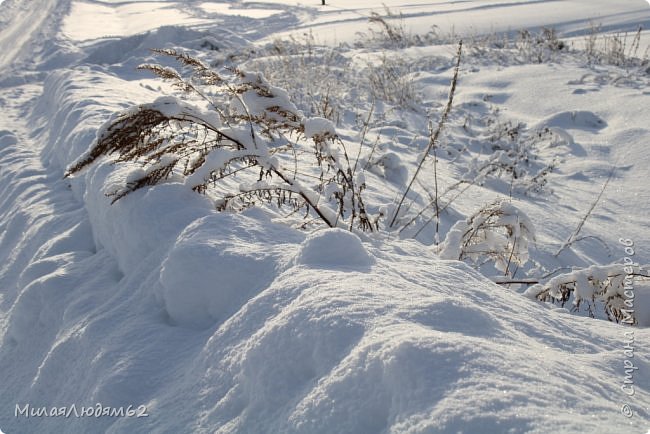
[66,49,374,231]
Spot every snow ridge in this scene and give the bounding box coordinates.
[0,1,649,433]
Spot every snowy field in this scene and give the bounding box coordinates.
[1,0,650,433]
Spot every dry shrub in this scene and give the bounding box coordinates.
[66,49,374,231]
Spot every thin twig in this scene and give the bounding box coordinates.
[554,163,617,256]
[353,100,375,177]
[389,41,462,227]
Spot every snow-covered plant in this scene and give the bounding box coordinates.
[516,27,566,63]
[66,49,375,232]
[438,200,535,275]
[460,27,566,66]
[466,122,558,195]
[389,41,463,230]
[584,24,646,67]
[525,264,650,324]
[366,9,408,48]
[365,53,420,109]
[442,103,561,199]
[359,7,442,49]
[248,30,424,117]
[244,32,350,123]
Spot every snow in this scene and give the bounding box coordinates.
[159,213,284,328]
[63,1,211,41]
[198,2,282,19]
[257,0,650,46]
[303,116,336,139]
[1,0,650,432]
[294,228,374,268]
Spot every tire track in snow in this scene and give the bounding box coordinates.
[0,0,71,71]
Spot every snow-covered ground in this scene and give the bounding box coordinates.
[1,0,650,433]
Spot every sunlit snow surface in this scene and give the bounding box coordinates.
[1,0,650,432]
[63,1,211,40]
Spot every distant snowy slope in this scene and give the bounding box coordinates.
[0,0,649,433]
[254,0,650,45]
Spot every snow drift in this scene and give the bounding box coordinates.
[1,0,650,433]
[0,65,647,433]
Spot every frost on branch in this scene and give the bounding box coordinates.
[65,49,374,232]
[438,200,535,275]
[524,264,650,324]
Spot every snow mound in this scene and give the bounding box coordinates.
[539,110,607,131]
[86,165,214,274]
[294,228,374,268]
[2,0,650,432]
[303,117,336,139]
[158,214,281,328]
